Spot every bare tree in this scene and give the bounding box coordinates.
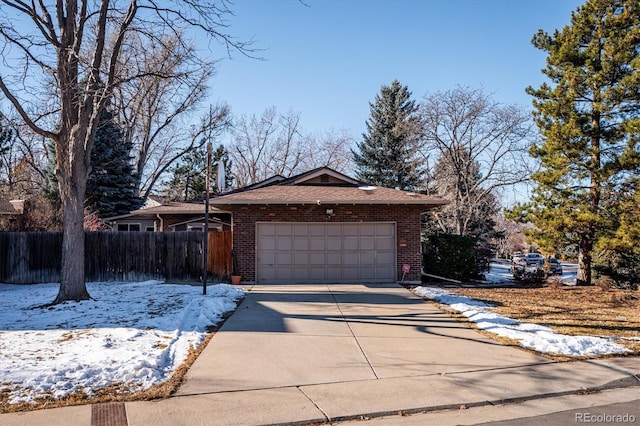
[229,106,354,187]
[420,87,534,237]
[229,107,303,187]
[114,33,231,199]
[0,1,251,303]
[301,129,354,174]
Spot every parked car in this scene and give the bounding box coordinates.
[546,257,563,275]
[512,253,545,281]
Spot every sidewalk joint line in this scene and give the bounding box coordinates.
[328,285,379,379]
[587,359,640,383]
[296,386,331,424]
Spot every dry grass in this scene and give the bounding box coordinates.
[449,283,640,355]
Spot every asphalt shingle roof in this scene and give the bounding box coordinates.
[211,185,447,206]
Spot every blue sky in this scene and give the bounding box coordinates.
[208,0,585,141]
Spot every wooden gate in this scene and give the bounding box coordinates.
[207,230,233,278]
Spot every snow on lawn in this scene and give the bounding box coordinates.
[413,286,630,357]
[0,281,244,404]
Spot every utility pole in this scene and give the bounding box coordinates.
[203,141,212,295]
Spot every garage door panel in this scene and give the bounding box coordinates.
[376,237,395,250]
[360,224,376,236]
[259,252,276,265]
[343,226,358,236]
[342,252,359,265]
[277,239,292,250]
[327,237,342,250]
[310,238,325,250]
[257,222,396,284]
[277,224,293,236]
[377,252,395,264]
[259,223,277,236]
[310,253,325,265]
[360,252,375,264]
[327,252,342,264]
[294,238,309,251]
[310,267,326,281]
[293,252,309,265]
[293,267,309,280]
[342,266,359,280]
[277,252,292,265]
[310,225,326,236]
[343,238,359,250]
[277,269,292,280]
[326,224,342,236]
[360,238,375,250]
[293,224,308,235]
[377,267,395,279]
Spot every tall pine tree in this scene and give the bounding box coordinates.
[353,80,424,190]
[517,0,640,285]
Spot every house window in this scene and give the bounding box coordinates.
[117,223,141,231]
[146,226,155,232]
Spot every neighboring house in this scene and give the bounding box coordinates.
[211,167,447,284]
[0,198,23,230]
[104,201,231,232]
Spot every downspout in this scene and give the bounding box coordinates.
[156,214,164,232]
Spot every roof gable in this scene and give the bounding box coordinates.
[287,167,360,186]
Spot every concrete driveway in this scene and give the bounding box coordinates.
[176,283,548,395]
[5,282,637,426]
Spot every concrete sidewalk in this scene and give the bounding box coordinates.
[2,283,639,425]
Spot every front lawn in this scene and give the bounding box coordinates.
[0,281,244,413]
[449,284,640,355]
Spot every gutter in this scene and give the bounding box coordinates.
[156,214,164,232]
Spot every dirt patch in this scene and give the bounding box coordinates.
[446,284,640,355]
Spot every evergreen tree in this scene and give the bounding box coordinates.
[163,144,233,201]
[515,0,640,285]
[45,100,141,218]
[352,80,424,190]
[164,148,207,201]
[428,146,499,244]
[86,101,141,217]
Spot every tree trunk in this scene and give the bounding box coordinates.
[576,233,593,286]
[53,131,91,303]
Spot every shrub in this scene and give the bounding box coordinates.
[423,234,478,281]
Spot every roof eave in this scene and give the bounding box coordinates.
[211,200,449,207]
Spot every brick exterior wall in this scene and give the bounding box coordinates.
[231,204,425,283]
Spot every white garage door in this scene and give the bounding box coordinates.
[256,222,396,284]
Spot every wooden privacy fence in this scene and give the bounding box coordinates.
[0,231,233,284]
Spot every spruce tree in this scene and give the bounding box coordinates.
[353,80,424,190]
[45,99,141,218]
[86,101,141,217]
[517,0,640,285]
